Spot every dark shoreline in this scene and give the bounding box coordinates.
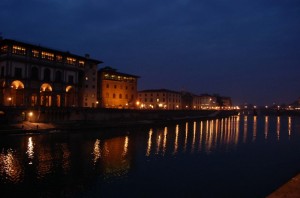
[0,109,238,135]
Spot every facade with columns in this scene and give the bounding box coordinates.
[0,38,102,108]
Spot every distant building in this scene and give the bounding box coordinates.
[219,96,232,108]
[199,94,217,109]
[138,89,181,110]
[181,92,194,109]
[0,38,102,107]
[97,67,139,109]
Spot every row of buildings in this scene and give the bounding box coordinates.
[0,38,232,110]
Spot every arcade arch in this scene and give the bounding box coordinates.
[8,80,25,106]
[65,85,76,107]
[40,83,52,107]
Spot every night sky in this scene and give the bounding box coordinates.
[1,0,300,106]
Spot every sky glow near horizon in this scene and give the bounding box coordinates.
[1,0,300,106]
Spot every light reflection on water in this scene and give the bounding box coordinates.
[1,115,300,197]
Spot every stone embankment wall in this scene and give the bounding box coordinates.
[0,106,238,124]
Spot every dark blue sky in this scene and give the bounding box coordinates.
[1,0,300,106]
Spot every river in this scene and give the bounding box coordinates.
[1,115,300,197]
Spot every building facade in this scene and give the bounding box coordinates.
[138,89,181,110]
[0,38,102,108]
[199,94,218,109]
[98,67,139,109]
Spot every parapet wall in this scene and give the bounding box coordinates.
[0,106,238,124]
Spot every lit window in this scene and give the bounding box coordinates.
[67,57,76,65]
[41,51,54,60]
[79,60,85,67]
[85,77,88,81]
[32,50,39,58]
[12,46,26,55]
[1,45,8,53]
[56,55,63,62]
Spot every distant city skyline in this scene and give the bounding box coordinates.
[1,0,300,106]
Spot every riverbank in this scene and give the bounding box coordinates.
[0,109,238,135]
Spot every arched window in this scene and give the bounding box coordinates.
[44,68,51,81]
[31,67,39,80]
[40,83,53,107]
[55,70,62,82]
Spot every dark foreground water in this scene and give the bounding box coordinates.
[1,115,300,198]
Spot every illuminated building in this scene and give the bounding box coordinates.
[0,38,102,107]
[199,94,217,109]
[181,91,203,110]
[97,67,139,108]
[138,89,181,110]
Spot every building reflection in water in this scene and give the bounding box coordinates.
[264,116,269,139]
[0,115,296,188]
[123,136,129,157]
[288,117,292,138]
[94,136,130,181]
[0,149,23,183]
[93,139,101,164]
[243,116,248,143]
[144,115,243,156]
[277,116,280,140]
[191,122,196,153]
[26,137,34,165]
[253,116,257,142]
[198,121,203,152]
[184,122,188,153]
[173,125,179,155]
[146,129,153,156]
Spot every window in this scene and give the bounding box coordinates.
[106,84,109,88]
[56,55,63,62]
[68,75,74,84]
[85,85,88,88]
[44,68,51,81]
[12,46,26,55]
[42,52,54,60]
[119,94,122,99]
[55,71,62,82]
[15,68,22,79]
[0,45,8,53]
[31,67,39,80]
[32,50,39,58]
[0,67,4,77]
[114,85,117,89]
[113,93,116,98]
[67,57,76,65]
[79,60,85,67]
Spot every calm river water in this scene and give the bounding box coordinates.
[1,115,300,198]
